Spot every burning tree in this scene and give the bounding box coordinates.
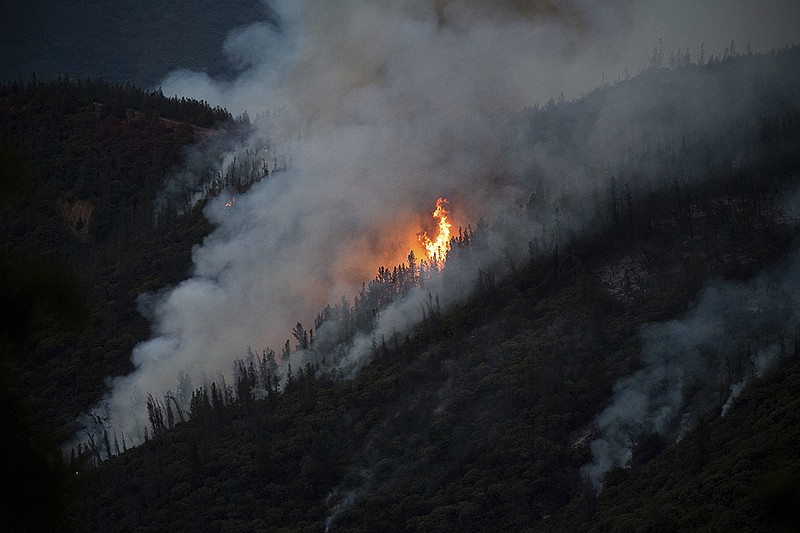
[418,197,453,266]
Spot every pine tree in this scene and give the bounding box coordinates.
[102,429,112,460]
[282,339,292,361]
[292,322,309,350]
[285,363,294,391]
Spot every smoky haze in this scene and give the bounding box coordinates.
[73,1,800,447]
[582,229,800,488]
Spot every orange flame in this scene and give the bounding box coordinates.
[418,197,452,265]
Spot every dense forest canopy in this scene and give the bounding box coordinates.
[0,75,238,435]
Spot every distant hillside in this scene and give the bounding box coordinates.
[57,49,800,531]
[0,0,270,87]
[0,75,235,457]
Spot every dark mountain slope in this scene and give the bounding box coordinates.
[70,168,800,530]
[548,357,800,532]
[0,76,235,435]
[3,49,800,530]
[68,49,800,531]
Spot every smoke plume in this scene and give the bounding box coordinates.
[73,1,800,450]
[582,226,800,488]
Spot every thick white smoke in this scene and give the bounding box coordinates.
[77,0,639,446]
[73,1,800,448]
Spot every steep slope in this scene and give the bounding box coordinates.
[0,76,236,439]
[0,76,247,529]
[547,357,800,532]
[6,49,800,530]
[69,168,800,530]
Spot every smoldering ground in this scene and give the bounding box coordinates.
[582,189,800,488]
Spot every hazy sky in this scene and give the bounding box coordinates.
[626,1,800,67]
[516,0,800,99]
[148,0,800,115]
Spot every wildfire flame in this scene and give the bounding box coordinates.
[418,197,452,265]
[225,196,236,208]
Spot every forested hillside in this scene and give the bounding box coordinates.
[69,161,800,530]
[0,77,243,529]
[0,73,244,423]
[3,48,800,531]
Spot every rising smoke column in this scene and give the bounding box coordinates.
[75,0,642,447]
[73,1,800,450]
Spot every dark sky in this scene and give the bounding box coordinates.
[626,1,800,64]
[0,0,270,87]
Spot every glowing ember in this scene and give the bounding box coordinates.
[225,197,236,208]
[418,197,452,264]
